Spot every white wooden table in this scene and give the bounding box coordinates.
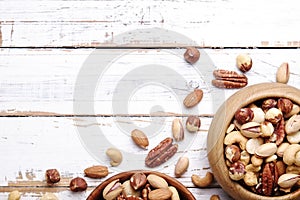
[0,1,300,199]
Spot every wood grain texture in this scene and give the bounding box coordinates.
[0,0,300,47]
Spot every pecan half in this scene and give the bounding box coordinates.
[145,137,178,168]
[262,163,278,196]
[212,69,248,89]
[268,118,285,145]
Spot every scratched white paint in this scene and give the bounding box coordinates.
[0,0,300,47]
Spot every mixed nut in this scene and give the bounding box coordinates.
[224,97,300,196]
[102,172,180,200]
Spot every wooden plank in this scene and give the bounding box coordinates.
[0,48,300,115]
[0,116,233,199]
[0,0,300,47]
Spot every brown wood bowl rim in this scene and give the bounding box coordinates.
[87,170,196,200]
[207,83,300,200]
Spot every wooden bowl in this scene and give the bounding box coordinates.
[207,83,300,200]
[87,170,196,200]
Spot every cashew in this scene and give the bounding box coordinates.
[240,150,250,165]
[265,155,277,163]
[246,164,261,173]
[226,123,235,133]
[106,147,123,167]
[283,144,300,166]
[191,172,213,188]
[224,131,248,150]
[277,142,290,157]
[251,156,263,167]
[243,171,258,186]
[287,131,300,144]
[286,165,300,175]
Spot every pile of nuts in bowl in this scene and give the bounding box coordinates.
[224,97,300,196]
[102,172,180,200]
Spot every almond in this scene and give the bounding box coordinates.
[84,165,109,178]
[172,118,184,141]
[131,129,149,149]
[147,174,168,188]
[276,62,289,84]
[183,89,203,108]
[148,188,172,200]
[174,156,189,177]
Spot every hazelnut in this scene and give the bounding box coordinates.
[69,177,87,192]
[183,47,200,64]
[234,108,254,124]
[186,115,201,132]
[277,98,293,114]
[210,195,220,200]
[262,98,277,112]
[236,53,252,72]
[229,161,246,181]
[45,169,60,185]
[40,193,58,200]
[225,145,241,163]
[8,190,21,200]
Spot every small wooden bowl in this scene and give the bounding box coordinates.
[207,83,300,200]
[87,170,196,200]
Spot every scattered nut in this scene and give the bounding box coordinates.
[240,121,261,138]
[8,190,21,200]
[172,118,184,141]
[246,138,264,154]
[212,69,248,89]
[184,47,200,64]
[243,171,258,186]
[265,108,283,124]
[69,177,87,192]
[278,174,300,188]
[103,179,122,200]
[131,129,149,149]
[236,53,252,72]
[260,121,274,137]
[106,147,123,167]
[147,174,168,189]
[277,142,290,157]
[287,131,300,144]
[235,108,254,124]
[251,107,265,123]
[174,156,189,177]
[276,62,290,84]
[251,155,263,167]
[191,172,214,187]
[225,145,241,163]
[262,99,277,112]
[45,169,60,185]
[84,165,109,179]
[130,172,147,190]
[148,188,172,200]
[224,131,248,150]
[229,161,245,181]
[210,194,220,200]
[168,186,180,200]
[186,115,201,133]
[283,144,300,166]
[183,89,203,108]
[255,143,277,158]
[122,180,141,197]
[285,114,300,134]
[277,98,293,114]
[40,193,58,200]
